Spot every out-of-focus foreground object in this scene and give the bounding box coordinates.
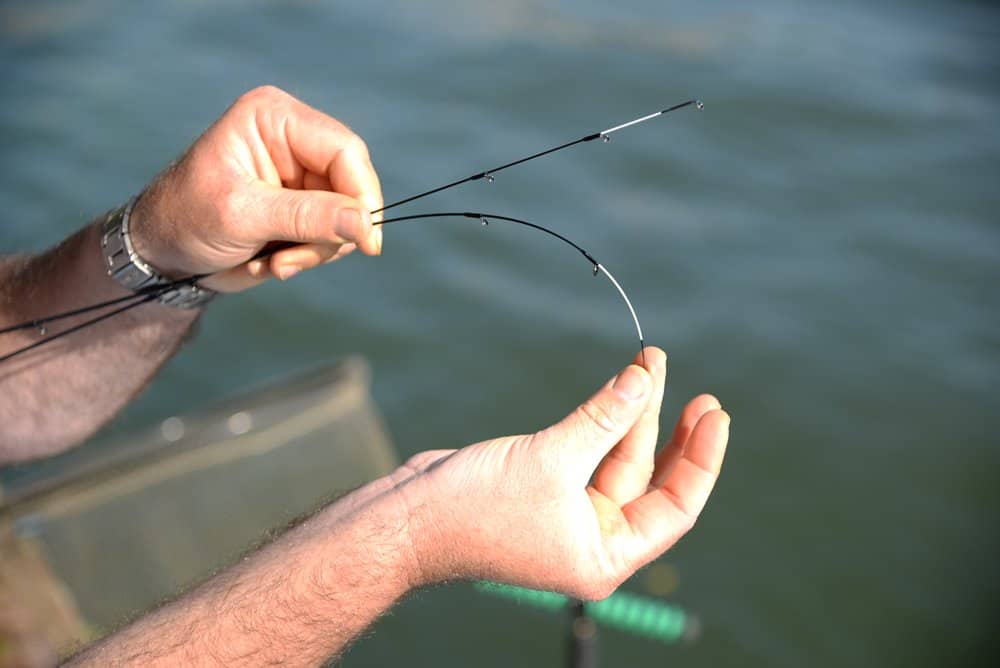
[0,357,398,665]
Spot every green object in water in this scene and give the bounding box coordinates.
[474,581,693,644]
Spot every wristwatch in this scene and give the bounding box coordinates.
[100,196,215,309]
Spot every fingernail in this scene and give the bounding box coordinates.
[612,365,648,400]
[277,265,302,281]
[337,207,362,233]
[247,260,268,278]
[648,348,664,372]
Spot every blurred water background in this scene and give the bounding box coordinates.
[1,0,998,665]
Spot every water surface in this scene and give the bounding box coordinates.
[1,1,998,665]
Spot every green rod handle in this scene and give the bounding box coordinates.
[474,581,695,645]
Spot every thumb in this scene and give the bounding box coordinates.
[540,364,652,473]
[258,186,381,256]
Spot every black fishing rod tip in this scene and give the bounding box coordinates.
[659,99,701,115]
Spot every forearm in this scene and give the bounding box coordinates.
[65,483,418,667]
[0,218,199,462]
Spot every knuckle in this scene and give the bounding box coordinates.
[604,447,655,481]
[344,133,371,160]
[216,188,243,229]
[578,398,618,435]
[313,243,340,263]
[659,486,698,530]
[680,502,700,532]
[240,84,285,105]
[284,195,316,240]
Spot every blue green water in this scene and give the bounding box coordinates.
[2,1,998,665]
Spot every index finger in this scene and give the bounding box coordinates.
[328,138,384,222]
[248,87,384,219]
[284,103,384,218]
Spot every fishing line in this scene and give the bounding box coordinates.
[0,212,645,364]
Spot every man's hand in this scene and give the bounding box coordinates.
[130,85,384,292]
[396,346,730,599]
[0,86,383,459]
[66,349,727,665]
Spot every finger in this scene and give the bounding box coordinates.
[199,258,272,293]
[651,394,721,488]
[302,170,331,192]
[591,347,667,505]
[329,243,356,262]
[329,143,383,251]
[303,166,384,223]
[329,138,384,217]
[257,238,357,281]
[622,410,730,565]
[242,87,383,253]
[201,238,355,292]
[269,243,340,281]
[255,186,381,256]
[246,86,357,185]
[255,88,383,240]
[538,363,652,475]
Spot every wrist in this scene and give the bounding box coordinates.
[387,473,454,588]
[313,481,428,597]
[103,191,215,308]
[85,221,201,328]
[128,183,191,279]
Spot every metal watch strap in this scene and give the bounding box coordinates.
[100,196,215,309]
